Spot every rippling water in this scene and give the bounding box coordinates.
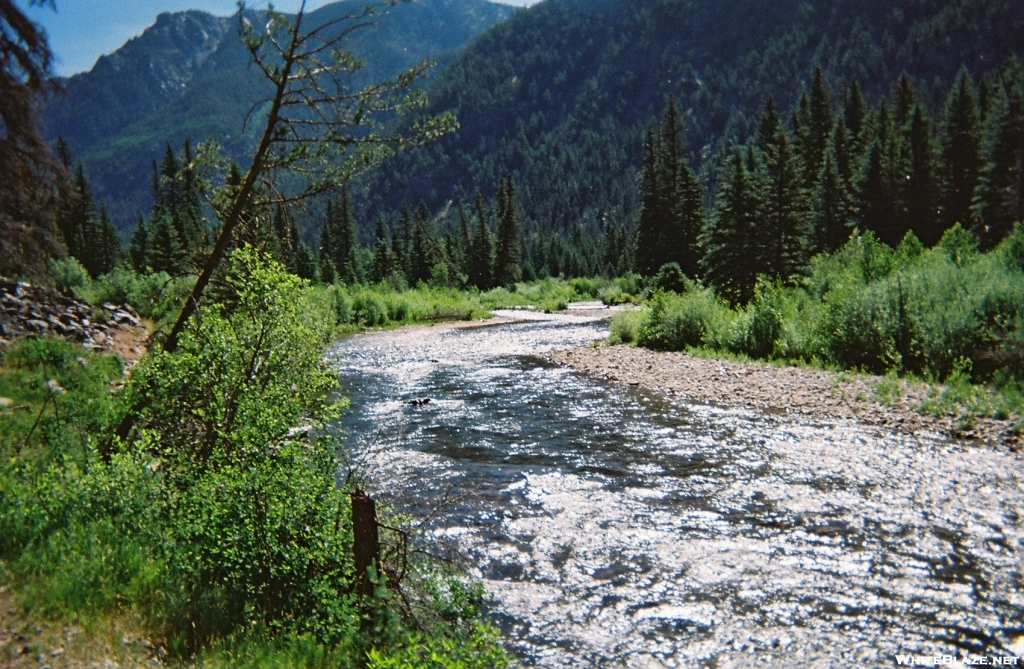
[329,311,1024,667]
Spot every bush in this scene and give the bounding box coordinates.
[47,257,90,294]
[650,262,688,294]
[352,291,390,327]
[608,308,648,344]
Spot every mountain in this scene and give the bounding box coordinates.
[41,0,515,232]
[353,0,1024,235]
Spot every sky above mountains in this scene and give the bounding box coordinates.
[23,0,538,77]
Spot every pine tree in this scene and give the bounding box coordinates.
[905,104,943,245]
[942,68,982,231]
[61,163,94,261]
[272,202,295,263]
[179,139,205,251]
[634,126,664,276]
[894,73,917,128]
[95,203,121,276]
[452,205,472,278]
[804,66,834,188]
[129,216,149,272]
[493,176,522,286]
[845,79,867,149]
[859,140,896,244]
[702,150,758,306]
[755,98,809,279]
[371,215,393,283]
[293,242,318,282]
[812,144,854,254]
[409,204,434,285]
[333,187,361,283]
[149,215,182,275]
[973,56,1024,249]
[468,192,493,289]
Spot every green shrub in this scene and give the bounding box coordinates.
[47,257,91,294]
[609,308,648,344]
[650,262,688,294]
[353,291,390,327]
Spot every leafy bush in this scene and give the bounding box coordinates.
[650,263,688,294]
[47,257,90,294]
[2,250,509,665]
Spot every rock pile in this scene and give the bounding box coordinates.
[0,278,142,351]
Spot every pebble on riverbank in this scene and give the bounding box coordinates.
[546,344,1022,450]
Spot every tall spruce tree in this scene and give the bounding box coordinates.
[973,56,1024,249]
[468,192,493,289]
[408,203,435,285]
[493,176,522,286]
[634,126,664,276]
[905,104,943,245]
[803,67,834,188]
[702,150,758,305]
[755,97,809,279]
[371,215,393,283]
[328,188,361,283]
[845,79,867,150]
[812,144,854,254]
[129,215,149,272]
[94,202,121,276]
[942,67,982,231]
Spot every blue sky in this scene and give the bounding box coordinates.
[22,0,538,77]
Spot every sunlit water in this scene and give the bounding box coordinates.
[329,311,1024,667]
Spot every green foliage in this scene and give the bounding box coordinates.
[47,256,90,294]
[0,250,508,666]
[624,230,1024,394]
[651,262,688,294]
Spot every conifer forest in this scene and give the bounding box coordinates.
[2,0,1024,666]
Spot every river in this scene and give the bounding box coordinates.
[329,310,1024,667]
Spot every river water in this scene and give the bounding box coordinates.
[329,310,1024,667]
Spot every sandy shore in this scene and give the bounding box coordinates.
[546,343,1023,450]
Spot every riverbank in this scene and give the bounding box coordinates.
[547,343,1024,449]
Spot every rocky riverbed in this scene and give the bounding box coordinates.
[546,343,1023,450]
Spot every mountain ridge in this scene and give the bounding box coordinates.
[41,0,515,231]
[351,0,1024,236]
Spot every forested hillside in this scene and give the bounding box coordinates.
[355,0,1024,236]
[41,0,513,231]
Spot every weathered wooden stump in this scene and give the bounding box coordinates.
[351,489,381,597]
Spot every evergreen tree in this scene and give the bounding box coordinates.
[845,79,867,148]
[973,57,1024,249]
[92,203,120,276]
[859,140,897,244]
[452,205,472,278]
[129,216,149,272]
[58,163,95,262]
[149,215,182,275]
[905,104,943,245]
[408,204,435,285]
[293,242,318,282]
[755,97,809,279]
[701,150,758,305]
[812,144,854,254]
[634,126,664,276]
[942,67,982,231]
[332,187,362,283]
[179,139,205,251]
[894,73,917,128]
[493,176,522,286]
[319,256,337,284]
[370,215,393,283]
[468,192,493,289]
[803,66,834,188]
[272,201,296,263]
